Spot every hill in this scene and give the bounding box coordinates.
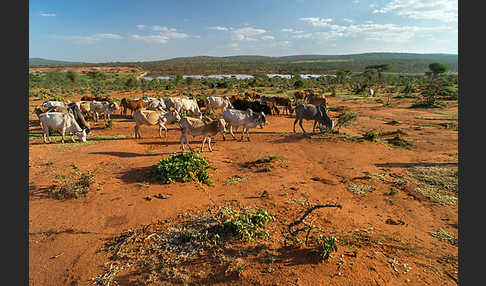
[29,58,85,66]
[29,53,458,74]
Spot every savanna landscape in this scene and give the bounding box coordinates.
[28,57,458,285]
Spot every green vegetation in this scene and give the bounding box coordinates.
[223,175,247,185]
[348,184,375,195]
[49,165,96,200]
[146,152,216,185]
[430,228,457,245]
[314,235,338,260]
[30,53,458,74]
[405,166,458,205]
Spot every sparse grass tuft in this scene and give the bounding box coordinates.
[49,165,96,200]
[430,228,457,245]
[348,184,375,195]
[406,166,458,205]
[223,175,247,185]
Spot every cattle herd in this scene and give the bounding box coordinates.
[33,91,334,152]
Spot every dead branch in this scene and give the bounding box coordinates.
[288,203,342,237]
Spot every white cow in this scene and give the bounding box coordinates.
[221,109,267,141]
[133,110,181,145]
[42,101,69,109]
[179,117,226,152]
[174,98,202,118]
[38,112,87,144]
[207,96,233,113]
[142,96,166,111]
[90,101,119,122]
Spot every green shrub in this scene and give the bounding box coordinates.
[49,165,96,200]
[146,152,216,185]
[363,130,381,141]
[314,235,338,260]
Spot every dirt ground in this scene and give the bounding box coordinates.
[28,90,458,285]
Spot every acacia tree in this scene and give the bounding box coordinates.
[365,64,391,79]
[428,62,448,78]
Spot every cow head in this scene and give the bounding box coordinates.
[76,129,87,143]
[317,106,334,129]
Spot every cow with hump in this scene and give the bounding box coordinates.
[222,108,267,141]
[38,112,87,144]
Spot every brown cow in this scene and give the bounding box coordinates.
[306,93,327,107]
[273,96,294,115]
[293,91,309,102]
[245,92,260,100]
[120,98,149,117]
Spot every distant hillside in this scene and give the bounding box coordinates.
[29,58,85,66]
[29,53,458,74]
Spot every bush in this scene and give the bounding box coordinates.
[49,165,96,200]
[439,87,458,100]
[146,152,216,185]
[314,235,338,260]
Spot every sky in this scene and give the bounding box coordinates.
[29,0,458,63]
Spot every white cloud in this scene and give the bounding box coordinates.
[208,26,229,31]
[373,0,458,23]
[40,12,56,17]
[261,35,275,40]
[281,28,304,34]
[299,17,333,27]
[231,27,266,41]
[296,19,453,43]
[132,26,188,44]
[131,34,169,44]
[51,33,123,43]
[136,25,146,30]
[343,18,353,23]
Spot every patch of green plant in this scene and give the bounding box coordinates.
[430,228,457,245]
[49,165,96,200]
[336,112,358,130]
[313,235,338,261]
[241,155,288,171]
[363,130,382,141]
[394,93,420,99]
[104,119,113,129]
[406,167,457,194]
[385,134,414,150]
[146,152,216,185]
[406,166,458,205]
[348,184,375,195]
[210,207,275,242]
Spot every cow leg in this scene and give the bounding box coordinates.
[201,136,207,152]
[208,136,213,152]
[246,128,251,141]
[61,128,66,144]
[299,119,306,133]
[180,134,185,151]
[229,125,237,140]
[293,118,299,133]
[185,134,194,152]
[240,128,245,141]
[43,126,49,143]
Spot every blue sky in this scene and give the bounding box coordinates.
[29,0,458,62]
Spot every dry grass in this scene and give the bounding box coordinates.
[406,166,458,205]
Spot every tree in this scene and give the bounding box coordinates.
[336,70,351,84]
[294,79,305,89]
[66,70,79,83]
[365,64,391,79]
[428,62,448,78]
